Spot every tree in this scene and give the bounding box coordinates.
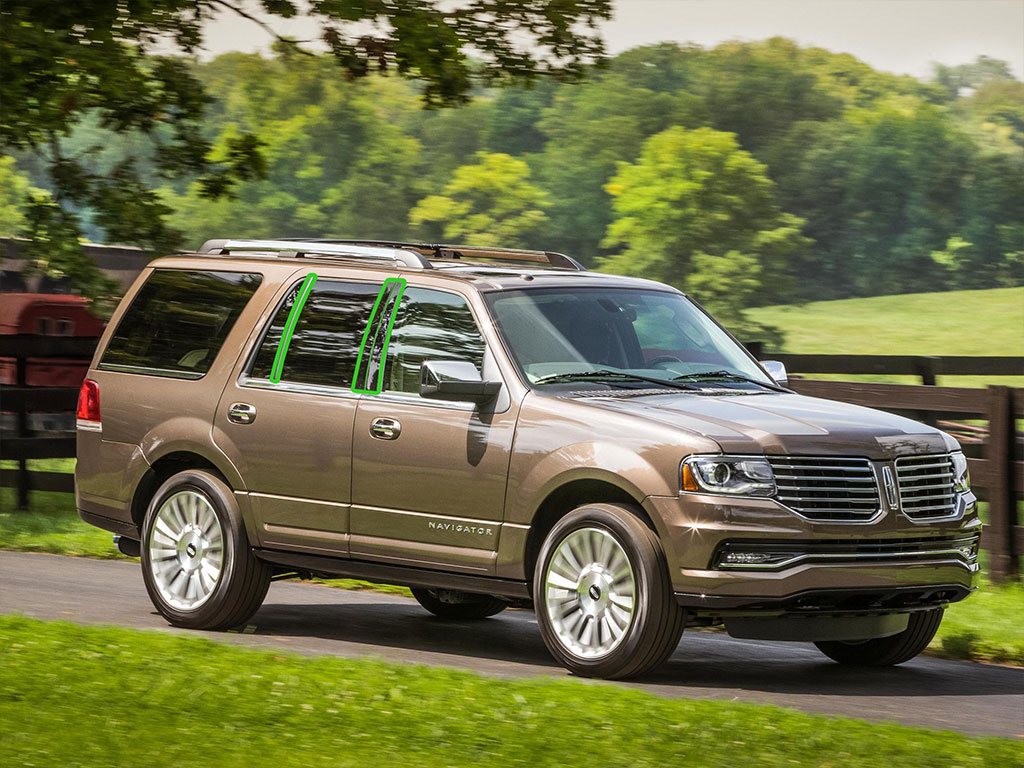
[409,153,548,246]
[933,56,1017,99]
[0,156,36,237]
[0,1,611,306]
[534,44,706,263]
[600,126,810,342]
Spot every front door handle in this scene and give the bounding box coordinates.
[369,417,401,440]
[227,402,257,425]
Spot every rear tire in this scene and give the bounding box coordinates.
[814,608,943,666]
[533,503,685,679]
[411,588,507,619]
[141,469,271,630]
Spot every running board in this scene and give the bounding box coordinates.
[253,548,531,600]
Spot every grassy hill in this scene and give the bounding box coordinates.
[748,287,1023,387]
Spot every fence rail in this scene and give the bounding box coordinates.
[1,335,94,503]
[764,352,1023,385]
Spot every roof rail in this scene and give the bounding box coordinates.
[197,238,586,271]
[197,239,433,270]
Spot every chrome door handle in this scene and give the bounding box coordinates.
[369,417,401,440]
[227,402,257,425]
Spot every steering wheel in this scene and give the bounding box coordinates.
[647,355,684,369]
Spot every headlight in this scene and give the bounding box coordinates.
[951,452,970,493]
[681,455,775,496]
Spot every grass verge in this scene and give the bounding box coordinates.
[0,615,1019,767]
[748,286,1024,388]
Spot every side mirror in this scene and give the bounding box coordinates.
[419,360,502,404]
[761,360,788,387]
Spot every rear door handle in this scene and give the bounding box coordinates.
[369,417,401,440]
[227,403,257,425]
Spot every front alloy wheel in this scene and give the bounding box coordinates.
[544,527,636,658]
[533,503,685,679]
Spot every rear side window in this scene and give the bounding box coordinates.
[100,269,263,379]
[250,279,380,388]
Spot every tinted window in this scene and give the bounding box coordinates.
[101,269,262,378]
[382,288,485,394]
[487,288,770,387]
[251,279,379,388]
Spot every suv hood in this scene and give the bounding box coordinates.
[585,391,954,459]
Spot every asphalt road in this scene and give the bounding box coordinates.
[1,551,1021,738]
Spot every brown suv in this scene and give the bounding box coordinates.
[76,238,980,678]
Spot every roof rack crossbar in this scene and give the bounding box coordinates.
[196,238,586,271]
[197,239,433,269]
[273,239,586,271]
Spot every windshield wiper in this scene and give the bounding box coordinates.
[671,370,789,393]
[533,370,699,391]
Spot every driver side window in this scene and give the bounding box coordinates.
[382,288,486,395]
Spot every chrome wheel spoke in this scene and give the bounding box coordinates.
[544,527,636,659]
[148,489,225,611]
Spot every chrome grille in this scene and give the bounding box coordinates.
[768,456,880,521]
[895,454,957,519]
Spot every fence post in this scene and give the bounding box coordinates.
[986,385,1018,583]
[15,348,29,509]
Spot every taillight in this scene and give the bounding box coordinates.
[77,378,101,424]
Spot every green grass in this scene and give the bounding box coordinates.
[933,581,1024,665]
[0,486,126,560]
[0,616,1018,768]
[748,286,1024,387]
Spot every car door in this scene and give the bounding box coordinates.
[350,284,518,575]
[213,275,380,555]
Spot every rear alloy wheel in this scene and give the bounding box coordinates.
[814,608,944,666]
[141,469,270,630]
[411,588,507,619]
[533,503,685,679]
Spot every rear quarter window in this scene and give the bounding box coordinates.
[100,269,263,379]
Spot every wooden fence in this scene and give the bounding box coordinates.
[1,335,96,506]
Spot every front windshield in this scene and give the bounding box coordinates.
[486,287,774,391]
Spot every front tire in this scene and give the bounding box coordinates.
[814,608,943,666]
[141,469,271,630]
[533,503,685,679]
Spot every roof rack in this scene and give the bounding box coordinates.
[197,239,433,269]
[196,238,586,271]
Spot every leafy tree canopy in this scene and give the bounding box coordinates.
[600,126,810,341]
[0,0,611,307]
[409,152,548,245]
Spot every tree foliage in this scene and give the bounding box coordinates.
[409,153,548,245]
[599,127,809,341]
[3,24,1021,339]
[0,0,611,307]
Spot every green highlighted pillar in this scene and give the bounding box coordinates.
[269,272,318,384]
[352,277,406,395]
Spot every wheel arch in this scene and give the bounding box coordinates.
[129,450,233,532]
[523,476,656,584]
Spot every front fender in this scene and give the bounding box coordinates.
[506,440,677,526]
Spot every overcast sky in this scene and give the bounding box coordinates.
[197,0,1024,80]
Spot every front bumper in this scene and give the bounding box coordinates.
[643,492,981,616]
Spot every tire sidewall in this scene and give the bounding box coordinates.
[140,469,245,628]
[532,504,665,676]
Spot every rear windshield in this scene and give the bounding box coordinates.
[100,269,263,379]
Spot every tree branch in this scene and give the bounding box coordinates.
[207,0,317,55]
